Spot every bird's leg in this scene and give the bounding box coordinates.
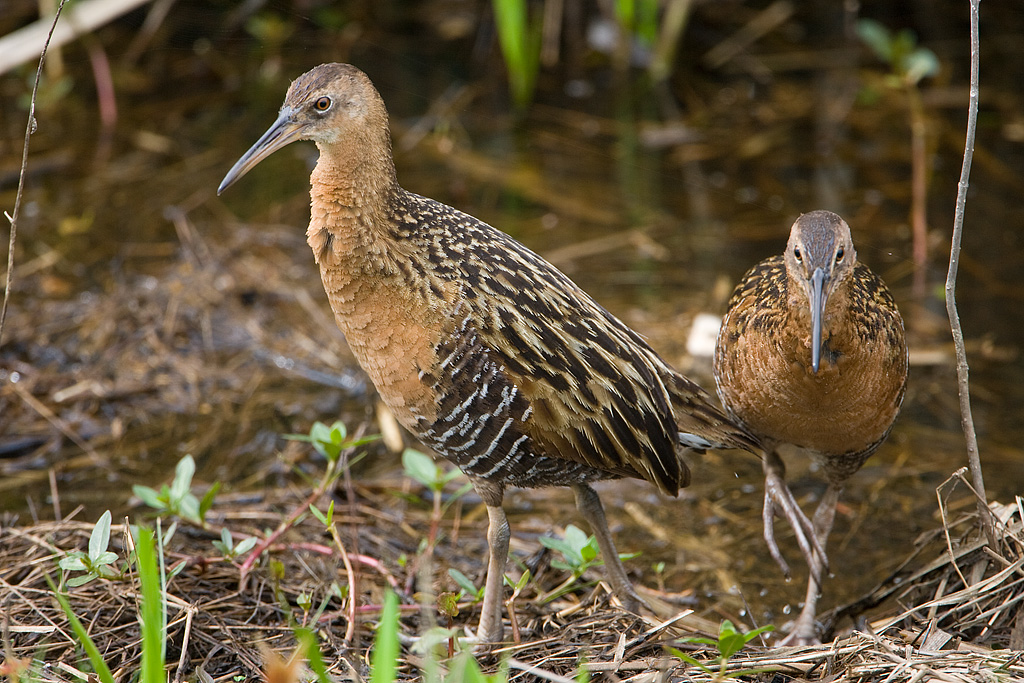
[478,504,510,643]
[470,478,508,644]
[812,483,842,541]
[784,483,844,645]
[762,451,828,580]
[572,483,643,613]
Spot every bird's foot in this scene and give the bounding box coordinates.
[604,577,647,615]
[464,616,507,654]
[775,611,821,647]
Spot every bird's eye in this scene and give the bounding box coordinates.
[835,247,845,263]
[313,96,332,112]
[793,247,802,263]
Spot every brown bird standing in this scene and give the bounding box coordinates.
[219,63,758,643]
[714,210,908,643]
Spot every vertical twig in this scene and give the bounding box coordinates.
[1,0,69,348]
[946,0,996,548]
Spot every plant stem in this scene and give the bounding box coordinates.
[945,0,995,548]
[1,0,69,348]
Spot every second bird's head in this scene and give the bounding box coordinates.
[783,210,858,374]
[218,63,389,195]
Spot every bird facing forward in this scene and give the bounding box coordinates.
[714,210,908,643]
[219,63,758,643]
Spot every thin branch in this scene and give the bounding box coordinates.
[945,0,995,548]
[1,0,71,348]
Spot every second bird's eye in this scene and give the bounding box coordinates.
[835,247,845,263]
[794,247,802,262]
[313,96,332,112]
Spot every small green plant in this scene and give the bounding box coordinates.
[402,448,466,495]
[289,420,361,464]
[669,619,774,680]
[652,560,667,592]
[48,524,169,683]
[541,524,600,577]
[236,421,378,587]
[211,527,258,560]
[857,18,940,287]
[402,448,473,547]
[538,524,639,603]
[857,19,939,88]
[448,567,485,603]
[287,420,376,490]
[132,454,218,526]
[59,510,122,586]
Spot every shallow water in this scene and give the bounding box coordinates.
[1,0,1021,636]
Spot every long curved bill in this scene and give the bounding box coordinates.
[810,266,826,373]
[218,107,303,195]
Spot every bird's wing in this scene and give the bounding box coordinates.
[446,219,689,494]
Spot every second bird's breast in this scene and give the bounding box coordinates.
[718,318,906,457]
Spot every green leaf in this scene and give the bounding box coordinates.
[549,559,573,572]
[89,511,113,561]
[580,541,598,564]
[447,650,490,683]
[718,634,746,660]
[199,481,221,521]
[903,48,939,84]
[309,503,328,526]
[491,0,541,107]
[133,485,164,509]
[66,573,97,587]
[296,628,332,683]
[370,591,400,683]
[234,537,258,556]
[171,455,196,501]
[402,449,441,489]
[856,18,893,63]
[666,647,713,674]
[676,636,719,647]
[329,422,347,444]
[135,526,166,683]
[539,535,572,557]
[93,552,119,566]
[448,568,478,596]
[564,525,589,555]
[179,495,201,523]
[59,554,88,572]
[47,574,117,683]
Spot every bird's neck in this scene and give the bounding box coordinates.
[307,139,400,263]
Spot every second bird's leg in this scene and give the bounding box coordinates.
[471,478,509,644]
[762,450,828,580]
[786,483,844,645]
[572,483,643,613]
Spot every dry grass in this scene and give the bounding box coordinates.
[1,475,1021,683]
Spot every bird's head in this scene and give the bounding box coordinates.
[218,63,389,195]
[783,210,857,373]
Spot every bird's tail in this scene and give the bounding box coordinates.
[663,370,762,455]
